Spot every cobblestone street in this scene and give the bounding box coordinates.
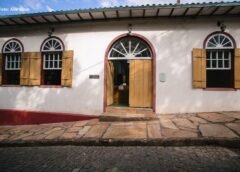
[0,146,239,172]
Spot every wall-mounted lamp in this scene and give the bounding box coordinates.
[128,24,132,34]
[217,21,226,32]
[48,27,55,37]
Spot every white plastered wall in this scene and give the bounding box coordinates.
[0,16,239,115]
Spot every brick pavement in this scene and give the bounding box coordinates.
[0,111,239,146]
[0,146,239,172]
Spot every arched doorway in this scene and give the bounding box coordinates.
[104,33,156,112]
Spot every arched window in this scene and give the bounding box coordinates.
[205,32,235,88]
[108,36,152,59]
[2,39,23,85]
[41,37,64,85]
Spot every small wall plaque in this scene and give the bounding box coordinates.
[89,75,100,79]
[159,73,166,82]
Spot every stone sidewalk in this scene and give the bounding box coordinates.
[0,111,239,147]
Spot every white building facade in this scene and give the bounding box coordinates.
[0,2,240,117]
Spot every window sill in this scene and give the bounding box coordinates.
[204,88,236,91]
[0,85,22,87]
[40,85,63,88]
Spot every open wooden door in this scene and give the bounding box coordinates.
[107,61,114,105]
[129,60,152,108]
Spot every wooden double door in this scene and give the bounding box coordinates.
[107,59,152,108]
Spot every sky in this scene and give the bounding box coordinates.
[0,0,238,16]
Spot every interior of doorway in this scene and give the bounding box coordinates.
[112,60,129,107]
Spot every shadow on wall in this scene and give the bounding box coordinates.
[0,32,104,115]
[150,25,239,114]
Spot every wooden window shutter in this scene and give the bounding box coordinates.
[107,61,114,105]
[61,50,73,87]
[0,54,2,85]
[192,48,206,88]
[235,48,240,89]
[20,52,41,86]
[20,52,31,85]
[29,52,41,86]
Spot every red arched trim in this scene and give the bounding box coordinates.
[1,38,24,53]
[103,33,156,112]
[203,31,237,48]
[40,36,65,52]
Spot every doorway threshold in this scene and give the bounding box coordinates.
[100,106,157,122]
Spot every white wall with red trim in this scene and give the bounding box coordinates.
[0,16,240,115]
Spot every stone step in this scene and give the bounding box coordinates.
[105,106,154,115]
[100,112,158,122]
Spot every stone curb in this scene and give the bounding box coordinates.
[0,138,239,148]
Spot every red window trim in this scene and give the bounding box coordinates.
[204,88,236,91]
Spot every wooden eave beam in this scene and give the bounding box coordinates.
[65,14,72,21]
[224,6,235,15]
[183,8,189,16]
[102,11,107,19]
[53,15,61,22]
[155,9,160,17]
[209,6,219,16]
[195,7,204,16]
[169,8,174,17]
[89,12,94,20]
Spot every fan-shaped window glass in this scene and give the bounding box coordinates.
[41,38,63,52]
[206,33,234,49]
[2,39,23,85]
[41,37,64,85]
[205,33,234,88]
[109,36,152,59]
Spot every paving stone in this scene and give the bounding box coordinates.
[10,132,33,140]
[0,134,9,141]
[220,112,240,119]
[147,122,162,138]
[162,129,197,138]
[103,124,147,139]
[84,124,109,138]
[176,113,196,118]
[158,114,176,119]
[159,118,178,129]
[198,113,235,123]
[44,127,63,135]
[236,120,240,123]
[44,130,65,140]
[22,134,46,141]
[86,119,100,126]
[172,118,197,131]
[67,126,82,132]
[225,123,240,135]
[189,116,208,125]
[61,132,78,140]
[72,120,89,127]
[77,126,91,137]
[199,124,238,138]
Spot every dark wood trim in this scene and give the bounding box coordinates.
[0,19,10,25]
[224,6,235,15]
[183,8,189,16]
[9,18,20,25]
[102,11,107,19]
[129,9,132,18]
[169,8,174,17]
[77,13,83,20]
[195,7,204,16]
[41,15,51,23]
[203,31,237,48]
[19,17,30,24]
[65,14,72,21]
[155,9,160,17]
[103,33,156,112]
[209,6,219,16]
[0,109,97,125]
[89,12,94,20]
[53,15,61,22]
[143,9,146,17]
[30,17,39,23]
[116,10,119,18]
